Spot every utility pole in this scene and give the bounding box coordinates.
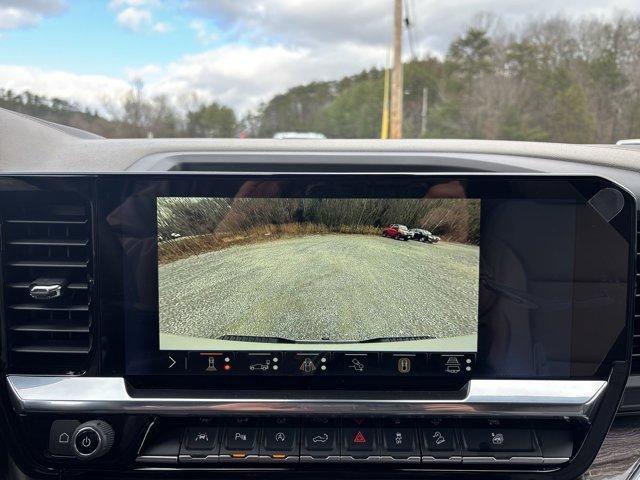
[390,0,403,139]
[380,68,390,139]
[420,87,428,136]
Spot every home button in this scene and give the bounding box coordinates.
[48,420,80,456]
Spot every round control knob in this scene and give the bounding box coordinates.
[71,420,114,460]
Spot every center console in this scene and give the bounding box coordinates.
[0,172,635,479]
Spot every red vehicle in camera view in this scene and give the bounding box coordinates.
[381,224,412,241]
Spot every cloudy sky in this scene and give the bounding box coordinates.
[0,0,638,116]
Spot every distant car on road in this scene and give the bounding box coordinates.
[273,132,326,139]
[382,224,412,241]
[409,228,440,243]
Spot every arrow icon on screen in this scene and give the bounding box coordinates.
[168,355,176,369]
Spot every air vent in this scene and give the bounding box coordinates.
[2,194,94,374]
[633,212,640,374]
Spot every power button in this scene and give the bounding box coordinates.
[71,420,115,460]
[74,427,101,456]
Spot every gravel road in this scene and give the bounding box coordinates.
[159,234,479,342]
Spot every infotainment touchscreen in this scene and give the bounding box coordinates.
[106,174,634,385]
[156,197,480,354]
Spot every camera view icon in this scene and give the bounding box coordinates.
[300,358,316,373]
[432,431,446,445]
[397,357,411,373]
[312,433,329,443]
[206,356,217,372]
[445,356,461,374]
[249,360,270,371]
[491,432,504,445]
[348,358,365,372]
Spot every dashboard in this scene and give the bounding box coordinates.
[1,108,640,480]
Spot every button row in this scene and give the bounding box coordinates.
[165,420,571,465]
[163,351,476,377]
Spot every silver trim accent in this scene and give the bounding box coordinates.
[380,455,421,463]
[72,426,101,458]
[179,454,219,464]
[541,457,570,465]
[341,455,381,463]
[218,454,259,462]
[300,455,341,463]
[462,456,544,464]
[136,455,177,464]
[258,455,299,463]
[136,420,156,456]
[7,376,607,419]
[29,283,63,300]
[421,456,462,463]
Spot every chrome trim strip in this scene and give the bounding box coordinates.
[421,456,462,463]
[136,420,156,456]
[300,455,341,463]
[340,456,381,463]
[179,454,219,464]
[380,456,421,463]
[136,455,177,464]
[258,455,299,463]
[218,454,259,462]
[7,376,606,418]
[461,456,544,464]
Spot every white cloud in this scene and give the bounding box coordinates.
[153,21,169,33]
[115,7,152,32]
[108,0,160,8]
[111,0,169,34]
[0,65,132,115]
[0,0,67,32]
[0,39,385,117]
[189,20,218,44]
[144,42,385,113]
[187,0,640,56]
[125,64,161,82]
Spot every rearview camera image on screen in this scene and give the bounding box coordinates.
[157,196,480,352]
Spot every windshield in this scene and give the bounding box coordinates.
[1,1,639,142]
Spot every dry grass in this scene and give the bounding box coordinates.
[158,222,381,264]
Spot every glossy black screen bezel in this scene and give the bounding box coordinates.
[94,173,636,390]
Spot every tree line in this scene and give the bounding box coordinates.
[3,13,640,143]
[157,197,480,246]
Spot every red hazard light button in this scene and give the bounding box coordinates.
[344,427,376,451]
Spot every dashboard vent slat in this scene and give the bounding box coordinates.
[10,323,91,333]
[7,260,88,268]
[7,238,89,247]
[7,282,88,290]
[2,192,94,375]
[8,303,89,312]
[11,339,92,355]
[5,217,88,225]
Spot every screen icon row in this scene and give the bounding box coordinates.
[160,351,475,377]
